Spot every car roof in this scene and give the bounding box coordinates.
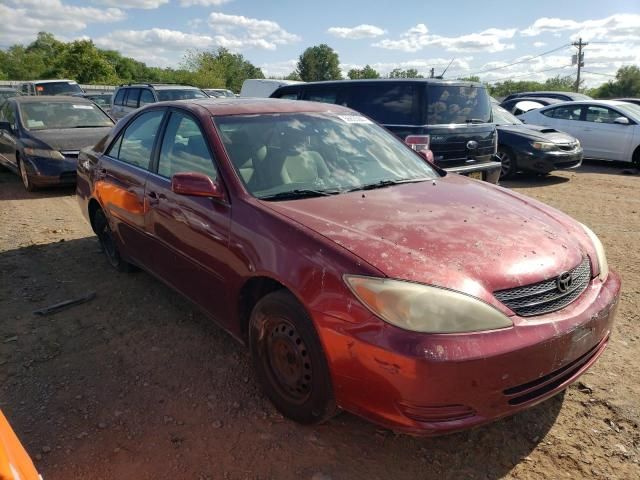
[12,95,93,103]
[120,84,200,90]
[277,78,483,88]
[506,97,561,104]
[158,98,355,116]
[20,79,78,84]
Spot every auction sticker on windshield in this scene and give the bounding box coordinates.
[336,115,372,124]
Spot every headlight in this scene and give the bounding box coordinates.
[23,148,65,160]
[344,275,513,333]
[580,223,609,282]
[530,141,556,151]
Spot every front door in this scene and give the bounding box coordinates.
[0,102,18,170]
[144,109,233,324]
[579,105,635,161]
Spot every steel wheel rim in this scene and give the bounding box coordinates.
[497,151,512,177]
[264,317,313,404]
[19,161,30,189]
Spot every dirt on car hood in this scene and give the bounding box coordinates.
[27,127,112,151]
[265,174,594,300]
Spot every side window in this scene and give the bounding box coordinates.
[157,112,216,179]
[584,106,621,124]
[106,110,165,169]
[125,88,141,108]
[303,87,338,104]
[113,89,125,106]
[543,106,582,120]
[4,103,16,127]
[275,91,300,100]
[139,89,155,106]
[349,84,419,124]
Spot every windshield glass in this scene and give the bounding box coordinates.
[36,82,83,96]
[427,85,492,124]
[19,101,113,130]
[87,94,112,107]
[157,89,208,101]
[616,103,640,121]
[492,105,522,125]
[214,112,438,200]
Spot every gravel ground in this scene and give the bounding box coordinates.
[0,163,638,480]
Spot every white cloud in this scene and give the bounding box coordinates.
[180,0,232,6]
[533,41,546,47]
[374,24,516,53]
[327,24,385,39]
[0,0,125,46]
[207,12,300,50]
[93,0,168,9]
[341,57,474,77]
[260,59,298,78]
[521,13,640,41]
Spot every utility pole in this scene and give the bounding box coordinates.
[572,38,587,92]
[430,67,435,79]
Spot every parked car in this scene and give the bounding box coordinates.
[500,96,561,116]
[613,98,640,106]
[110,84,208,120]
[0,95,114,191]
[271,79,502,183]
[240,79,303,98]
[519,100,640,168]
[204,88,235,98]
[77,98,619,436]
[502,91,592,103]
[493,105,582,178]
[0,87,20,103]
[18,79,84,96]
[78,92,114,113]
[0,410,40,480]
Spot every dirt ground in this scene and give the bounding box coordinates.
[0,163,638,480]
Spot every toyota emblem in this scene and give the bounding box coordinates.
[556,272,573,293]
[466,140,479,150]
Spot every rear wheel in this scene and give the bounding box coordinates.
[93,208,134,272]
[633,147,640,171]
[18,158,36,192]
[249,290,338,424]
[496,146,517,179]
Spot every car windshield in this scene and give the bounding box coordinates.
[36,82,83,96]
[214,112,438,200]
[19,101,113,130]
[616,103,640,121]
[156,89,208,101]
[427,85,492,124]
[492,106,523,125]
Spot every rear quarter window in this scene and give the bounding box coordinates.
[348,84,420,125]
[113,89,126,106]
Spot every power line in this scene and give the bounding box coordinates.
[581,70,616,77]
[484,65,572,83]
[466,44,571,76]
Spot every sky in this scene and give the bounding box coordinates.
[1,0,639,87]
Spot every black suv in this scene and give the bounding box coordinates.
[271,79,501,183]
[111,83,208,120]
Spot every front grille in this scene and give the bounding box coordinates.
[557,143,578,152]
[503,335,607,405]
[494,257,591,317]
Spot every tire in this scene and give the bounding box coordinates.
[496,146,517,179]
[92,208,134,272]
[18,158,36,192]
[633,147,640,171]
[249,290,338,425]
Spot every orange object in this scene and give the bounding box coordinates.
[0,410,40,480]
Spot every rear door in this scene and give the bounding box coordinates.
[111,89,127,119]
[579,105,635,160]
[144,109,233,324]
[97,108,166,268]
[539,104,584,137]
[0,101,18,169]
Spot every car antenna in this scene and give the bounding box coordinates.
[436,58,455,79]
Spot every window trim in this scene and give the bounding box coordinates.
[104,107,168,171]
[113,89,126,106]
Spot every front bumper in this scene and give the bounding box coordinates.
[446,159,502,185]
[22,155,77,187]
[516,147,583,174]
[315,270,620,435]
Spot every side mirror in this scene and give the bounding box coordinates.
[613,117,630,125]
[0,121,12,132]
[171,172,225,199]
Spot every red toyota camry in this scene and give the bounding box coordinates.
[76,98,620,435]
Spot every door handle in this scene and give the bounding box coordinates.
[95,168,107,180]
[147,191,159,205]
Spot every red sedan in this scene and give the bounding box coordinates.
[76,99,620,435]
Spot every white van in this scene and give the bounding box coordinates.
[240,79,303,98]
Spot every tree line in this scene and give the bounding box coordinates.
[1,33,638,98]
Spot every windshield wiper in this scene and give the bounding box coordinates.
[259,189,341,201]
[71,125,110,128]
[347,177,431,193]
[465,118,486,124]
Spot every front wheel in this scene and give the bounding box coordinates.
[18,158,36,192]
[633,147,640,171]
[496,147,517,179]
[249,290,338,424]
[93,208,134,272]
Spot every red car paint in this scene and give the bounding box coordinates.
[76,99,620,435]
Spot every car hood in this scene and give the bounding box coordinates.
[264,174,591,301]
[497,124,576,144]
[26,127,112,151]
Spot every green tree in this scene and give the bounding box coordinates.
[388,68,423,78]
[296,44,342,81]
[52,40,117,83]
[347,64,380,79]
[285,71,302,81]
[457,75,481,82]
[592,66,640,98]
[183,48,264,91]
